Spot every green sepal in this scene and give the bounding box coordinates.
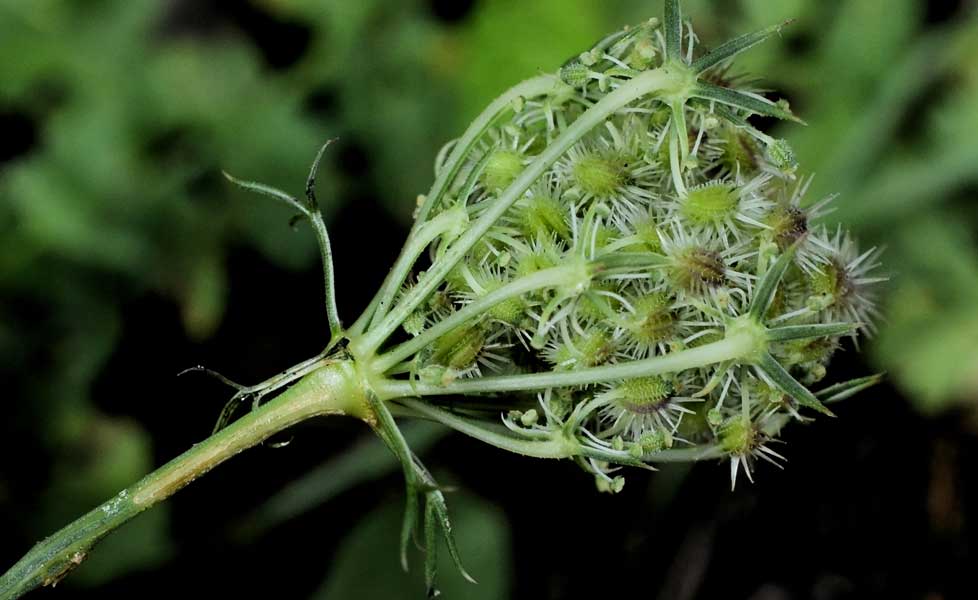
[749,242,798,320]
[766,322,860,342]
[664,0,683,61]
[816,374,885,404]
[304,138,337,210]
[424,501,439,598]
[692,20,794,73]
[756,352,835,416]
[222,171,310,218]
[692,82,806,124]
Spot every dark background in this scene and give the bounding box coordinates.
[2,1,977,598]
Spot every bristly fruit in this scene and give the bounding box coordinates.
[405,0,882,496]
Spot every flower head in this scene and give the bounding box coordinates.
[388,3,883,498]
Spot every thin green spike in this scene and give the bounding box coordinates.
[692,20,794,73]
[305,138,337,209]
[749,242,798,320]
[757,352,834,416]
[222,171,310,218]
[692,82,806,124]
[212,393,246,434]
[400,487,419,571]
[225,157,342,337]
[712,104,750,128]
[816,374,885,404]
[424,502,439,598]
[367,394,426,572]
[766,322,860,342]
[664,0,683,62]
[429,491,478,584]
[302,141,343,338]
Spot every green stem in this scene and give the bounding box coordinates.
[364,207,469,334]
[375,331,755,399]
[395,398,575,459]
[353,67,689,357]
[309,212,343,339]
[347,291,382,338]
[396,398,727,463]
[372,263,588,373]
[413,76,559,233]
[354,75,561,334]
[0,362,368,600]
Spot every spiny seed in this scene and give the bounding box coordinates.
[768,205,808,249]
[810,260,852,303]
[719,416,758,455]
[430,325,485,370]
[676,248,727,290]
[682,183,738,224]
[628,293,676,344]
[617,376,673,414]
[573,154,624,197]
[482,150,523,191]
[522,195,570,240]
[720,127,759,172]
[489,296,525,325]
[560,61,589,87]
[633,220,663,253]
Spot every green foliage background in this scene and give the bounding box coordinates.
[1,0,976,595]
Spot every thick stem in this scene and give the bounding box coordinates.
[0,362,368,600]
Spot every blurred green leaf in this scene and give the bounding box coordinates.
[872,216,978,411]
[452,0,608,122]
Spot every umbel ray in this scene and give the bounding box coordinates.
[0,1,884,598]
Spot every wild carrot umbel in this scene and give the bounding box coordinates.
[0,1,884,598]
